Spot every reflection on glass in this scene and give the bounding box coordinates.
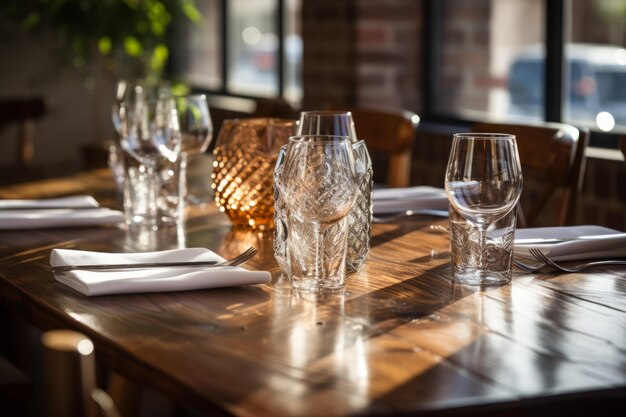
[124,223,186,252]
[281,292,369,406]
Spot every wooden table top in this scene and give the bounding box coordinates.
[0,169,625,416]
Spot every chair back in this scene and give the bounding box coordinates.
[0,97,46,168]
[350,106,419,187]
[472,121,588,227]
[620,136,626,160]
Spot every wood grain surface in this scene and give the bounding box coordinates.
[0,169,625,416]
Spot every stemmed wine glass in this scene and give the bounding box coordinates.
[275,111,356,270]
[295,111,372,274]
[113,98,180,166]
[173,94,213,204]
[445,133,523,284]
[278,135,358,292]
[112,98,181,224]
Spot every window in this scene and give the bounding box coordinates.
[172,0,301,104]
[429,0,625,147]
[567,0,626,133]
[434,0,544,122]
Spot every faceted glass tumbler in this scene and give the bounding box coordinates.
[345,140,372,274]
[212,118,296,230]
[274,140,372,275]
[294,111,373,275]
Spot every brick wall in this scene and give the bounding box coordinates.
[439,0,491,112]
[301,0,357,109]
[355,0,423,110]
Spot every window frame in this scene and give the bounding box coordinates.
[176,0,291,101]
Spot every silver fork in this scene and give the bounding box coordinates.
[528,247,626,273]
[513,258,547,273]
[51,247,259,272]
[372,209,449,223]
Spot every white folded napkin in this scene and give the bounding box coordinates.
[514,225,626,261]
[372,186,449,214]
[0,196,124,230]
[50,248,271,296]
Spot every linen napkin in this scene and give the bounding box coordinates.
[0,196,124,230]
[372,186,449,214]
[50,247,271,296]
[514,225,626,261]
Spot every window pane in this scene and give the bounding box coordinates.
[284,0,302,103]
[437,0,544,122]
[227,0,278,96]
[567,0,626,132]
[175,0,221,90]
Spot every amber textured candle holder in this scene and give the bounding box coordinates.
[212,118,297,230]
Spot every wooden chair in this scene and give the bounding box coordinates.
[0,97,46,184]
[42,330,120,417]
[349,106,420,187]
[253,97,299,120]
[620,135,626,160]
[472,121,588,227]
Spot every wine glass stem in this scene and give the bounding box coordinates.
[477,225,487,269]
[314,221,323,280]
[180,152,189,201]
[146,165,158,224]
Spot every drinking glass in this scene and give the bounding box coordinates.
[291,111,373,274]
[297,110,357,138]
[273,144,289,269]
[445,133,523,285]
[173,94,213,204]
[112,98,181,226]
[277,135,358,292]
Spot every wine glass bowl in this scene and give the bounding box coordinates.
[174,94,213,155]
[446,135,522,225]
[282,136,357,224]
[113,98,181,167]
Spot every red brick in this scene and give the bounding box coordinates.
[357,26,391,45]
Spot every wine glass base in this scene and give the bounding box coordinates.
[452,269,511,286]
[290,276,345,293]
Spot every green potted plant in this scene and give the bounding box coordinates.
[1,0,201,82]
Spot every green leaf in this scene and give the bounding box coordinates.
[182,1,202,24]
[124,36,143,57]
[171,83,191,96]
[98,37,112,54]
[150,43,169,71]
[21,13,40,30]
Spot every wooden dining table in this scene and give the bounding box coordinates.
[0,167,625,416]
